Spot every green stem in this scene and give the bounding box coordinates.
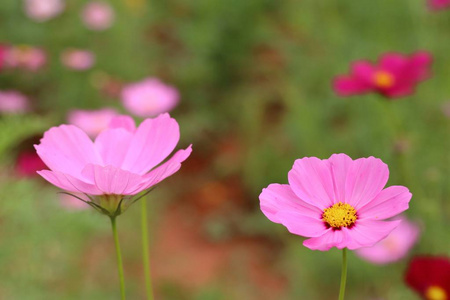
[141,199,154,300]
[338,248,348,300]
[110,217,126,300]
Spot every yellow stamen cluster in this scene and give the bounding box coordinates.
[373,71,395,88]
[322,202,357,228]
[425,286,447,300]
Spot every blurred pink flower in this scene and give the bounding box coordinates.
[429,0,450,10]
[4,45,47,71]
[259,154,412,251]
[0,44,7,70]
[67,108,118,138]
[16,151,47,177]
[35,114,192,216]
[61,49,95,71]
[333,51,432,99]
[0,90,30,114]
[59,192,90,211]
[81,1,115,31]
[121,78,179,117]
[355,217,419,264]
[24,0,65,22]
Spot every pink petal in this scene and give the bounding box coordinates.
[94,128,134,167]
[379,53,408,75]
[358,186,411,220]
[121,113,180,175]
[345,219,401,250]
[333,76,372,96]
[288,157,335,210]
[108,115,136,132]
[82,164,144,195]
[38,170,102,195]
[344,156,389,209]
[406,51,433,82]
[131,145,192,194]
[303,229,349,251]
[259,184,322,223]
[328,153,353,203]
[276,211,327,237]
[352,61,376,83]
[382,85,414,98]
[35,125,102,179]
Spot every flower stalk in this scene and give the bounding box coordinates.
[338,248,348,300]
[141,198,154,299]
[110,216,126,300]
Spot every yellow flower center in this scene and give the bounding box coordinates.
[426,286,447,300]
[322,202,357,228]
[373,71,395,88]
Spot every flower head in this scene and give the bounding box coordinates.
[24,0,65,22]
[355,216,419,264]
[81,1,115,31]
[35,113,192,217]
[333,52,432,99]
[405,256,450,300]
[259,154,412,251]
[121,78,179,118]
[61,49,95,71]
[0,90,30,114]
[16,151,47,177]
[4,45,46,71]
[67,108,118,138]
[429,0,450,10]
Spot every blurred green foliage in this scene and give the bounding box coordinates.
[1,0,449,299]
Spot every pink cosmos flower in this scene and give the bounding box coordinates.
[259,154,412,251]
[333,52,432,99]
[35,113,192,216]
[16,151,47,177]
[67,108,118,138]
[429,0,450,10]
[355,217,419,264]
[61,49,95,71]
[24,0,65,22]
[4,45,47,71]
[0,90,30,114]
[121,78,179,118]
[81,1,115,31]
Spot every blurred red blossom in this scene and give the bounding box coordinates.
[333,51,432,99]
[15,151,47,177]
[429,0,450,10]
[405,256,450,300]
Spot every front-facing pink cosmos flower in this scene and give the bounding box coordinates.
[429,0,450,10]
[355,216,419,264]
[67,108,118,138]
[259,154,412,251]
[333,52,432,99]
[35,113,192,216]
[121,78,179,118]
[61,49,95,71]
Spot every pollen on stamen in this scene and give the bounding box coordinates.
[373,71,395,89]
[322,202,357,229]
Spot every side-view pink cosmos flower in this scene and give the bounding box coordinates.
[35,113,192,216]
[333,51,432,99]
[429,0,450,10]
[259,154,412,251]
[355,216,419,264]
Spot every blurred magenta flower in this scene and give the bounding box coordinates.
[35,114,192,216]
[61,49,95,71]
[81,1,115,31]
[67,108,118,138]
[24,0,65,22]
[259,154,412,251]
[0,44,7,70]
[121,78,179,118]
[4,45,46,71]
[0,90,30,114]
[333,52,432,98]
[429,0,450,10]
[16,151,47,177]
[355,216,419,264]
[59,192,90,211]
[405,256,450,300]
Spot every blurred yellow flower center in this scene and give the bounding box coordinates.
[322,202,357,228]
[373,71,394,88]
[426,286,447,300]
